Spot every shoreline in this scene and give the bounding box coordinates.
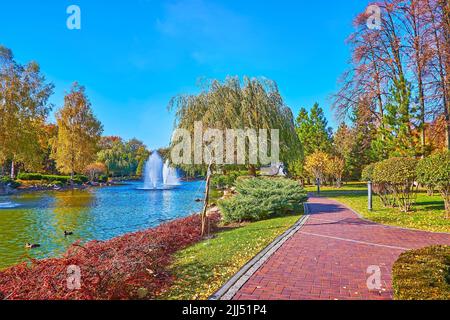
[0,212,221,300]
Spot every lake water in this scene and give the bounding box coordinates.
[0,181,205,269]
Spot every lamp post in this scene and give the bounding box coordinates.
[368,180,373,211]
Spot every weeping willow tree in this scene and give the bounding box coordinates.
[168,76,302,237]
[168,76,302,176]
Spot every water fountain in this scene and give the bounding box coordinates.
[0,202,21,209]
[141,152,180,190]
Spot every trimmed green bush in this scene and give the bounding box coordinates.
[17,173,43,181]
[417,151,450,218]
[393,246,450,300]
[17,173,89,185]
[372,157,418,212]
[43,175,70,184]
[218,177,308,223]
[361,163,376,182]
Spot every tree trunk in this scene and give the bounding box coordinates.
[201,164,212,238]
[10,161,15,179]
[248,165,257,177]
[446,113,450,151]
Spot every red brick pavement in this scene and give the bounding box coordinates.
[233,196,450,300]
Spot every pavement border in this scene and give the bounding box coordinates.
[209,203,311,301]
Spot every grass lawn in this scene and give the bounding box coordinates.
[157,212,302,300]
[305,183,450,233]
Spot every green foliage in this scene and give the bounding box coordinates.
[416,151,450,191]
[98,175,108,183]
[17,173,43,181]
[219,178,307,223]
[417,151,450,217]
[296,103,332,157]
[361,163,376,181]
[393,246,450,300]
[372,157,418,212]
[373,157,417,184]
[17,173,88,185]
[0,176,21,189]
[168,76,302,171]
[97,137,149,177]
[210,171,247,189]
[43,175,70,184]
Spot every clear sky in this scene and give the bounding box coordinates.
[0,0,369,150]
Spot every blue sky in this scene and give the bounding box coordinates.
[0,0,369,150]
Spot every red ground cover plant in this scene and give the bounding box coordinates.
[0,213,220,300]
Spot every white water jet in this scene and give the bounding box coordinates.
[0,202,20,209]
[142,152,180,190]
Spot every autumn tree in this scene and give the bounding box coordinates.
[53,83,103,181]
[84,162,107,182]
[304,151,330,184]
[326,156,345,188]
[0,46,54,177]
[334,0,450,160]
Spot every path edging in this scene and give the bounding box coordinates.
[209,203,311,301]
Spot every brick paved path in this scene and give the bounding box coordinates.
[233,196,450,300]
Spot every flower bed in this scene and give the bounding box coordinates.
[0,213,220,300]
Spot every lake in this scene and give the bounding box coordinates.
[0,181,205,269]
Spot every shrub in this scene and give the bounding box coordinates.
[417,151,450,218]
[372,157,418,212]
[17,173,43,181]
[0,177,21,189]
[211,172,237,190]
[98,175,108,183]
[74,175,89,184]
[0,213,220,300]
[16,174,89,185]
[219,177,308,223]
[43,175,70,184]
[393,246,450,300]
[361,163,376,182]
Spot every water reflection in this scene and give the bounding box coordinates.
[0,181,204,269]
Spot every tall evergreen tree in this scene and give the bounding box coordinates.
[295,103,333,157]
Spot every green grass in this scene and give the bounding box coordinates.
[305,183,450,233]
[157,212,302,300]
[393,246,450,300]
